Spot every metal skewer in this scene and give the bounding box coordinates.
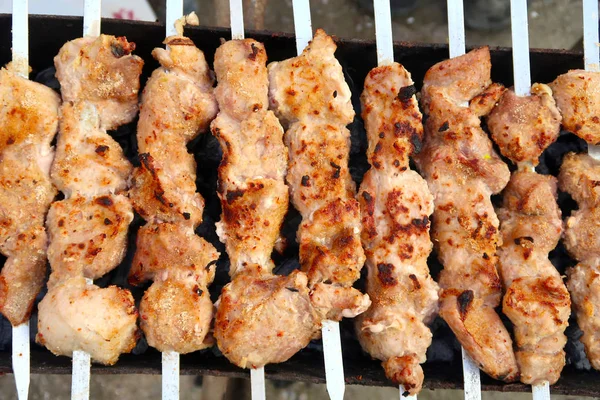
[290,1,345,399]
[227,0,266,398]
[583,0,600,160]
[446,1,481,399]
[508,1,549,398]
[71,280,93,400]
[161,1,184,399]
[72,1,102,398]
[372,0,412,397]
[11,3,31,398]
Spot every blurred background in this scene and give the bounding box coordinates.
[0,0,593,399]
[153,0,585,50]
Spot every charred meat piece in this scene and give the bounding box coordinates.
[487,60,569,384]
[214,270,319,368]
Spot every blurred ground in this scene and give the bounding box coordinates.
[0,0,593,399]
[0,373,591,399]
[190,0,584,50]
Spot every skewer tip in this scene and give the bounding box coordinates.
[322,320,345,400]
[162,351,180,400]
[250,367,266,400]
[532,381,550,400]
[71,350,91,400]
[12,322,30,400]
[461,347,481,400]
[399,385,417,400]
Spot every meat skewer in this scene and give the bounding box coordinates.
[354,0,439,398]
[211,9,323,400]
[415,44,519,400]
[485,2,569,399]
[268,18,371,400]
[218,2,265,398]
[35,3,144,399]
[442,1,481,398]
[286,3,351,399]
[127,9,219,400]
[72,3,100,397]
[1,1,60,397]
[549,0,600,376]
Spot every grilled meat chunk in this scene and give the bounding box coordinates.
[46,194,133,283]
[487,84,561,165]
[497,171,569,385]
[415,47,518,381]
[268,30,354,127]
[131,36,217,229]
[213,111,288,275]
[54,35,143,130]
[52,102,132,199]
[0,67,60,325]
[214,270,319,368]
[550,70,600,144]
[37,276,138,365]
[559,152,600,260]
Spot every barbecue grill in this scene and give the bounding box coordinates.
[0,2,599,398]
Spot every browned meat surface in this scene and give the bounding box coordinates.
[213,39,268,122]
[469,83,506,117]
[414,47,518,381]
[497,171,569,385]
[128,35,219,354]
[131,222,218,354]
[550,70,600,144]
[268,31,354,127]
[420,47,492,114]
[37,35,142,364]
[559,152,600,369]
[130,35,217,228]
[54,35,144,130]
[487,62,569,384]
[212,110,288,275]
[46,194,132,283]
[268,29,369,320]
[213,39,321,368]
[559,153,600,260]
[353,63,438,395]
[52,101,132,198]
[487,84,561,165]
[214,270,319,368]
[0,67,60,325]
[567,258,600,369]
[37,276,138,365]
